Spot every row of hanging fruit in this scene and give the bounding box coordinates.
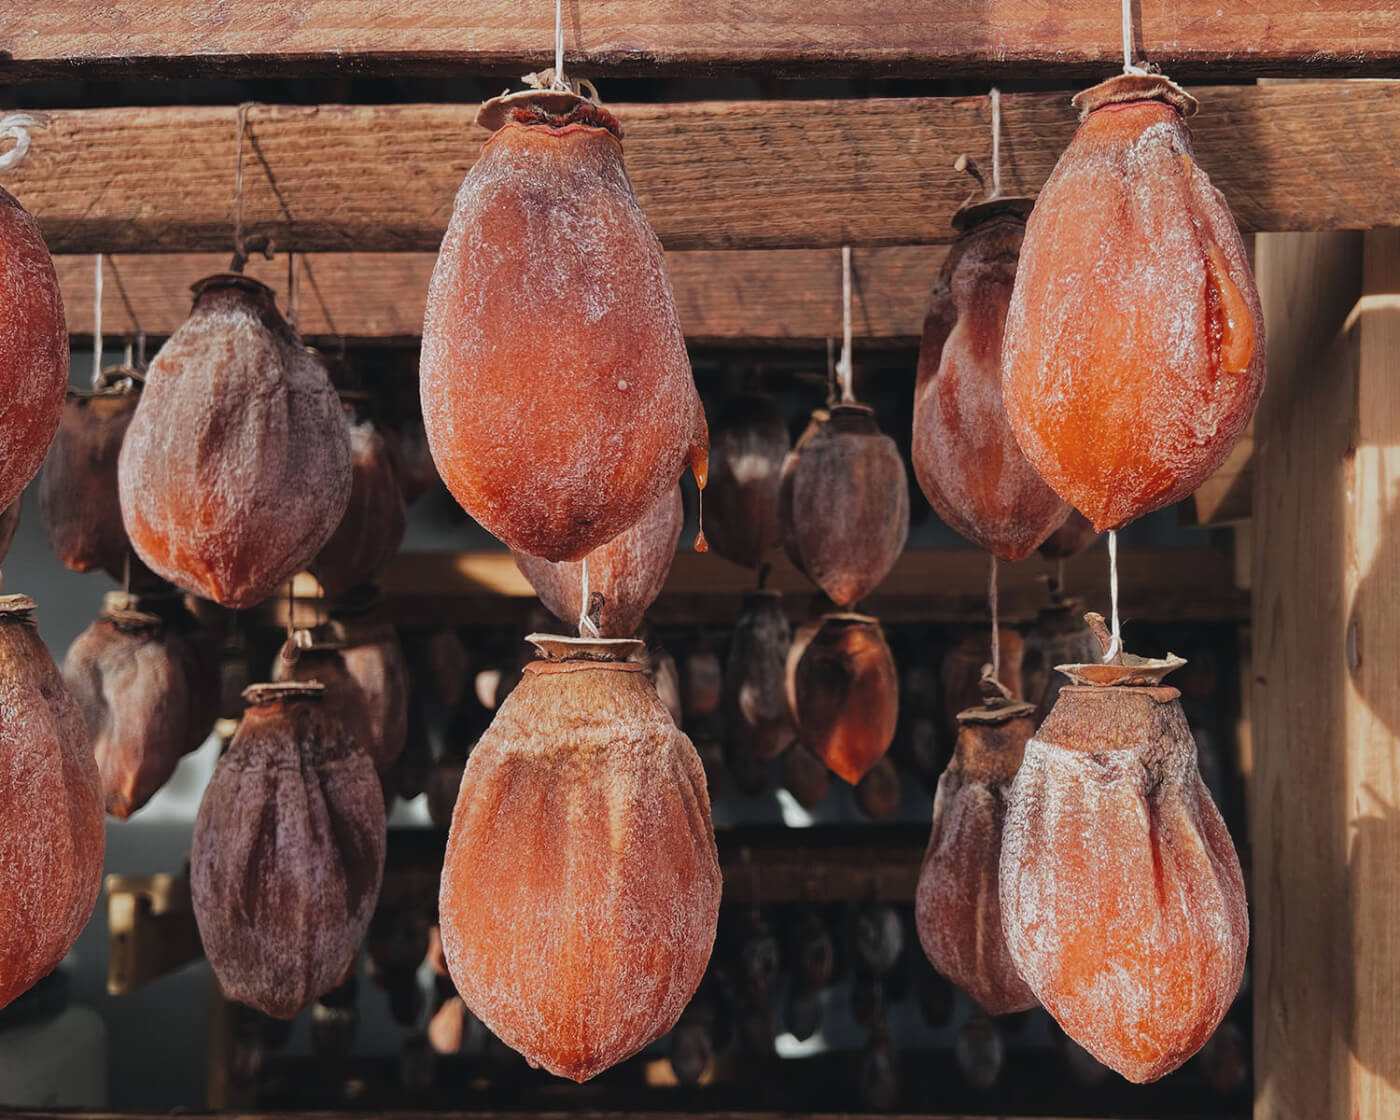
[0,28,1256,1099]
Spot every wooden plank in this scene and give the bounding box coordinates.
[1186,423,1255,526]
[1252,230,1400,1119]
[2,1,1397,81]
[6,83,1399,254]
[57,247,939,347]
[277,545,1249,628]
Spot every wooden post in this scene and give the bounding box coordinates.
[1253,228,1400,1119]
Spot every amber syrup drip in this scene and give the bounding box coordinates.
[691,443,709,553]
[1204,241,1255,374]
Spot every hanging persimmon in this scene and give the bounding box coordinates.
[191,682,386,1019]
[916,673,1037,1016]
[1002,75,1264,531]
[118,274,351,609]
[40,368,142,580]
[64,591,221,819]
[705,393,790,570]
[724,589,795,768]
[421,88,707,562]
[0,595,104,1010]
[914,205,1069,560]
[514,484,682,637]
[779,405,908,607]
[439,633,720,1082]
[785,612,898,784]
[311,416,408,600]
[0,186,67,513]
[999,617,1247,1082]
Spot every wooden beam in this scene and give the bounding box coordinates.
[8,83,1399,254]
[3,1,1397,81]
[105,872,201,996]
[58,247,939,347]
[277,545,1249,628]
[1252,229,1400,1119]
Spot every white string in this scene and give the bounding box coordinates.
[1105,529,1122,662]
[578,554,599,638]
[836,246,854,402]
[988,554,1000,681]
[0,112,49,172]
[1120,0,1148,74]
[91,254,104,387]
[990,87,1002,199]
[553,0,567,91]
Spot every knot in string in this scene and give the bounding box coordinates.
[0,112,50,172]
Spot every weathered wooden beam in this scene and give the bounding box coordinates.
[8,83,1398,254]
[2,1,1397,81]
[276,545,1250,628]
[57,248,939,347]
[1252,229,1400,1119]
[105,872,201,996]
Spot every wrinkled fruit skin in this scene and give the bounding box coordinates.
[41,380,140,578]
[440,652,720,1081]
[780,405,908,607]
[1003,77,1265,532]
[312,418,408,599]
[191,687,387,1019]
[514,485,682,637]
[272,645,383,772]
[705,394,790,569]
[0,188,68,514]
[0,599,104,1009]
[118,275,352,609]
[421,98,707,562]
[342,627,410,780]
[999,684,1248,1082]
[724,590,795,765]
[916,716,1037,1016]
[914,216,1069,561]
[64,600,221,818]
[785,613,898,785]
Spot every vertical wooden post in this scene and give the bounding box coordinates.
[1253,229,1400,1119]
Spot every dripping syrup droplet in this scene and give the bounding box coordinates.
[694,484,708,552]
[1205,241,1255,375]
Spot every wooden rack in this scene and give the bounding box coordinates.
[5,2,1397,1117]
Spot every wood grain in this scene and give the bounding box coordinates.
[58,247,940,346]
[2,1,1397,80]
[7,83,1400,254]
[275,545,1250,628]
[1252,230,1400,1119]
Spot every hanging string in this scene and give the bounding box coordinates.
[90,254,104,386]
[578,555,600,638]
[231,103,253,271]
[835,247,854,403]
[0,112,49,172]
[989,87,1002,199]
[988,554,1001,681]
[552,0,568,91]
[1105,529,1122,662]
[136,330,146,369]
[1120,0,1148,74]
[825,336,838,407]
